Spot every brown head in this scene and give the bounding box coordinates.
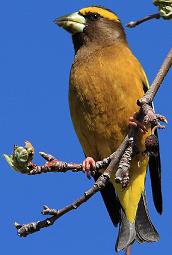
[54,6,127,53]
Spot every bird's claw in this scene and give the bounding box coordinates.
[129,112,148,133]
[82,157,96,179]
[156,114,168,124]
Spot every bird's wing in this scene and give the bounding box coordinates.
[149,126,162,214]
[93,172,121,226]
[142,71,162,214]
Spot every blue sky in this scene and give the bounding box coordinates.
[0,1,172,254]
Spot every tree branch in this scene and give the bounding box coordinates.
[15,135,130,237]
[139,48,172,105]
[5,48,171,237]
[126,13,160,28]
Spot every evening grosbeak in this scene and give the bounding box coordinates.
[54,6,162,252]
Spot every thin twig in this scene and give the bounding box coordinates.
[13,48,172,237]
[28,150,121,175]
[126,13,160,28]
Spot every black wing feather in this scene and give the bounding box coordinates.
[143,83,162,214]
[94,172,121,226]
[149,128,163,214]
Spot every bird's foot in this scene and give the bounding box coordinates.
[129,112,148,133]
[82,157,96,179]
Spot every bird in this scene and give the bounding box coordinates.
[54,5,162,252]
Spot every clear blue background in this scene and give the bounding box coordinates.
[0,1,172,254]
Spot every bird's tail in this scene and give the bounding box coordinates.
[115,193,160,252]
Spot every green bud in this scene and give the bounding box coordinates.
[4,141,34,174]
[154,0,172,19]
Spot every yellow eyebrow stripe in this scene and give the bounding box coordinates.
[79,7,120,22]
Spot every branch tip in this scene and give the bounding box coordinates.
[39,152,55,161]
[14,222,22,230]
[126,13,160,28]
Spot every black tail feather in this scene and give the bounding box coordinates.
[115,210,136,252]
[115,193,159,252]
[136,193,160,242]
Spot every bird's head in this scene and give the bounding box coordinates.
[54,6,127,52]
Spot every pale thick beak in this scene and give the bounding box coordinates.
[54,12,86,34]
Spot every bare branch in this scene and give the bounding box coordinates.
[115,136,135,188]
[138,48,172,105]
[126,13,160,28]
[15,135,130,237]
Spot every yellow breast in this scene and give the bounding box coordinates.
[69,42,150,222]
[70,43,147,159]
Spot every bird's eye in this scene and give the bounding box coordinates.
[86,12,100,21]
